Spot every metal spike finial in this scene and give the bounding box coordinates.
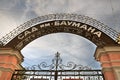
[55,52,60,57]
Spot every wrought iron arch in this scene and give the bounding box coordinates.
[0,13,119,50]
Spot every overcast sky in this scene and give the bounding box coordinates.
[0,0,120,69]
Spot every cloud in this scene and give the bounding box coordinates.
[0,0,17,9]
[13,0,120,33]
[0,0,27,38]
[21,33,98,68]
[0,13,18,38]
[22,33,94,54]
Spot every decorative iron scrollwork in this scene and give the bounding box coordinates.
[26,52,92,70]
[12,52,104,80]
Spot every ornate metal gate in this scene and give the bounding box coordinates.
[11,52,104,80]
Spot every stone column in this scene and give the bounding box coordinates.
[95,46,120,80]
[0,48,24,80]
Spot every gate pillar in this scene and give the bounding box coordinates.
[0,48,23,80]
[95,46,120,80]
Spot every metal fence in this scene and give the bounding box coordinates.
[11,70,104,80]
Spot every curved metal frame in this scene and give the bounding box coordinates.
[0,13,119,46]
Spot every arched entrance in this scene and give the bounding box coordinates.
[0,13,120,80]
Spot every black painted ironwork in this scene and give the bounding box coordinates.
[0,13,119,47]
[25,52,91,70]
[11,70,104,80]
[11,52,104,80]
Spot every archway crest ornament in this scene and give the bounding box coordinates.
[0,13,119,50]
